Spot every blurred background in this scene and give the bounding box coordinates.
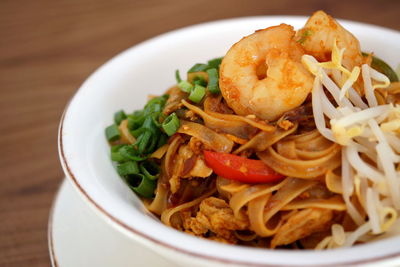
[0,0,399,266]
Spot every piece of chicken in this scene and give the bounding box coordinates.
[183,197,249,243]
[271,208,333,248]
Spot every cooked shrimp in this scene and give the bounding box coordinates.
[296,10,363,71]
[220,24,313,121]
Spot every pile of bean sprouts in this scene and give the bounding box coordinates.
[302,42,400,248]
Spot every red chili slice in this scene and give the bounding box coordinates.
[203,150,285,183]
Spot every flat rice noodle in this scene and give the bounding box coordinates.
[295,134,333,151]
[150,144,169,159]
[217,177,250,195]
[163,86,186,115]
[276,141,297,159]
[118,119,136,144]
[325,169,343,194]
[296,143,339,160]
[148,179,169,215]
[234,231,258,242]
[248,178,316,237]
[181,100,256,139]
[177,120,234,153]
[234,124,298,154]
[230,178,290,218]
[169,145,190,193]
[183,156,213,178]
[164,135,183,178]
[262,178,317,223]
[203,95,275,133]
[248,194,277,236]
[287,129,320,143]
[281,195,346,211]
[160,188,217,227]
[257,145,341,179]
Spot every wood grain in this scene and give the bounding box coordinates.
[0,0,398,266]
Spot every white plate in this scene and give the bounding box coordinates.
[59,16,400,266]
[48,179,175,267]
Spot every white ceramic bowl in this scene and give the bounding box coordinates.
[59,16,400,266]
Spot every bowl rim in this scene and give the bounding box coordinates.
[58,15,400,266]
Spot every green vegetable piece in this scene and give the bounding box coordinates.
[362,52,399,82]
[206,68,220,94]
[125,173,156,198]
[140,160,160,180]
[157,133,168,148]
[192,76,207,87]
[175,69,182,83]
[137,130,152,154]
[105,124,120,142]
[114,110,127,125]
[207,57,223,69]
[119,145,147,161]
[188,63,209,73]
[127,114,144,130]
[178,80,193,93]
[111,144,125,152]
[189,84,206,103]
[111,145,127,162]
[111,152,125,162]
[162,112,180,136]
[117,161,139,176]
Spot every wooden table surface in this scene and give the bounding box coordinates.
[0,0,399,266]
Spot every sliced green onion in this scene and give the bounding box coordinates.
[175,70,182,83]
[114,110,127,125]
[105,124,120,142]
[111,152,126,162]
[111,144,125,152]
[127,114,144,130]
[147,131,160,153]
[157,133,168,147]
[117,161,139,176]
[207,57,223,69]
[162,112,180,136]
[188,63,209,73]
[125,173,156,198]
[119,145,147,161]
[189,84,206,103]
[137,130,152,154]
[206,68,220,94]
[362,52,399,82]
[192,76,207,87]
[178,80,193,93]
[140,160,160,180]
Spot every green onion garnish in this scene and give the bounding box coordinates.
[105,124,120,142]
[178,80,193,93]
[140,160,160,180]
[162,112,180,136]
[117,161,139,176]
[137,130,152,154]
[188,63,209,73]
[206,68,220,94]
[125,173,156,198]
[189,84,206,103]
[111,152,125,162]
[114,110,127,125]
[362,52,399,82]
[119,145,147,161]
[192,76,207,87]
[175,69,182,83]
[207,57,223,70]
